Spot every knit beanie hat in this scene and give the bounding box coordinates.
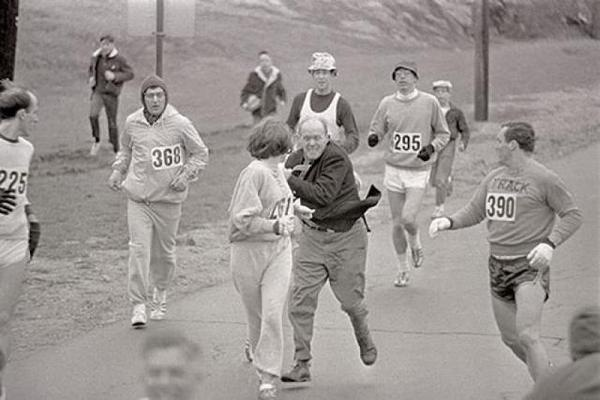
[569,305,600,360]
[140,74,168,108]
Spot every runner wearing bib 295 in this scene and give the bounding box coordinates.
[367,61,450,287]
[429,122,582,382]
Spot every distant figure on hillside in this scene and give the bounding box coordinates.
[139,328,202,400]
[367,61,450,287]
[524,305,600,400]
[241,51,287,124]
[286,52,359,155]
[108,75,209,329]
[0,80,41,400]
[88,34,134,156]
[429,80,470,219]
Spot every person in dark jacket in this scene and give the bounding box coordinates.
[240,51,286,124]
[280,116,381,384]
[88,34,134,155]
[430,80,470,218]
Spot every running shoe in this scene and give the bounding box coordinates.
[150,288,167,321]
[394,271,410,287]
[281,361,311,383]
[131,304,147,328]
[411,247,424,268]
[90,142,101,156]
[258,383,277,400]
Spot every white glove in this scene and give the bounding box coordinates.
[429,217,451,238]
[275,215,296,237]
[293,198,314,221]
[527,243,554,270]
[107,170,123,191]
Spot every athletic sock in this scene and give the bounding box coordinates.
[397,252,410,272]
[407,230,422,249]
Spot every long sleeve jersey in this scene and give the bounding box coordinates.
[112,105,209,204]
[449,158,582,257]
[368,90,450,169]
[0,136,33,240]
[229,160,293,242]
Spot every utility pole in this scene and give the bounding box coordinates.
[155,0,165,77]
[0,0,19,80]
[474,0,489,121]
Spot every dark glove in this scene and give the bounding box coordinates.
[0,189,17,215]
[417,144,435,161]
[367,134,379,148]
[28,220,41,259]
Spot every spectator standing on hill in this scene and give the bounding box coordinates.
[429,79,470,219]
[524,305,600,400]
[429,122,583,382]
[286,52,359,155]
[108,75,209,329]
[0,81,41,400]
[228,117,314,400]
[241,51,287,125]
[280,117,381,384]
[88,34,134,156]
[367,61,450,287]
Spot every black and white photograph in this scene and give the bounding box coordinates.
[0,0,598,399]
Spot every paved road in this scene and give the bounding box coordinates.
[7,144,599,399]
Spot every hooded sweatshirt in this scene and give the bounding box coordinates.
[112,75,209,203]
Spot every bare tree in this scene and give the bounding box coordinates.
[0,0,19,80]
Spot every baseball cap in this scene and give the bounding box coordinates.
[392,61,418,80]
[308,52,336,72]
[432,80,453,89]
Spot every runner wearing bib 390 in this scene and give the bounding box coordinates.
[108,75,209,329]
[367,61,449,287]
[429,122,582,382]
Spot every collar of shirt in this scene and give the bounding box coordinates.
[395,89,419,101]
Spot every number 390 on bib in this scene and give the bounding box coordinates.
[486,192,517,222]
[151,144,183,170]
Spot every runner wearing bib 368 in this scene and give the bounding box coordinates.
[108,75,209,329]
[429,122,582,382]
[367,61,449,287]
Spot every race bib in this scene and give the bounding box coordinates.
[392,132,421,153]
[150,144,183,170]
[486,193,516,222]
[0,168,28,194]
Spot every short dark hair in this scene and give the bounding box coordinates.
[258,50,269,57]
[142,328,200,362]
[100,34,115,43]
[247,117,292,159]
[0,82,32,119]
[501,121,535,153]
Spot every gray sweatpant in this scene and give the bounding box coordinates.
[127,199,182,306]
[231,238,292,377]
